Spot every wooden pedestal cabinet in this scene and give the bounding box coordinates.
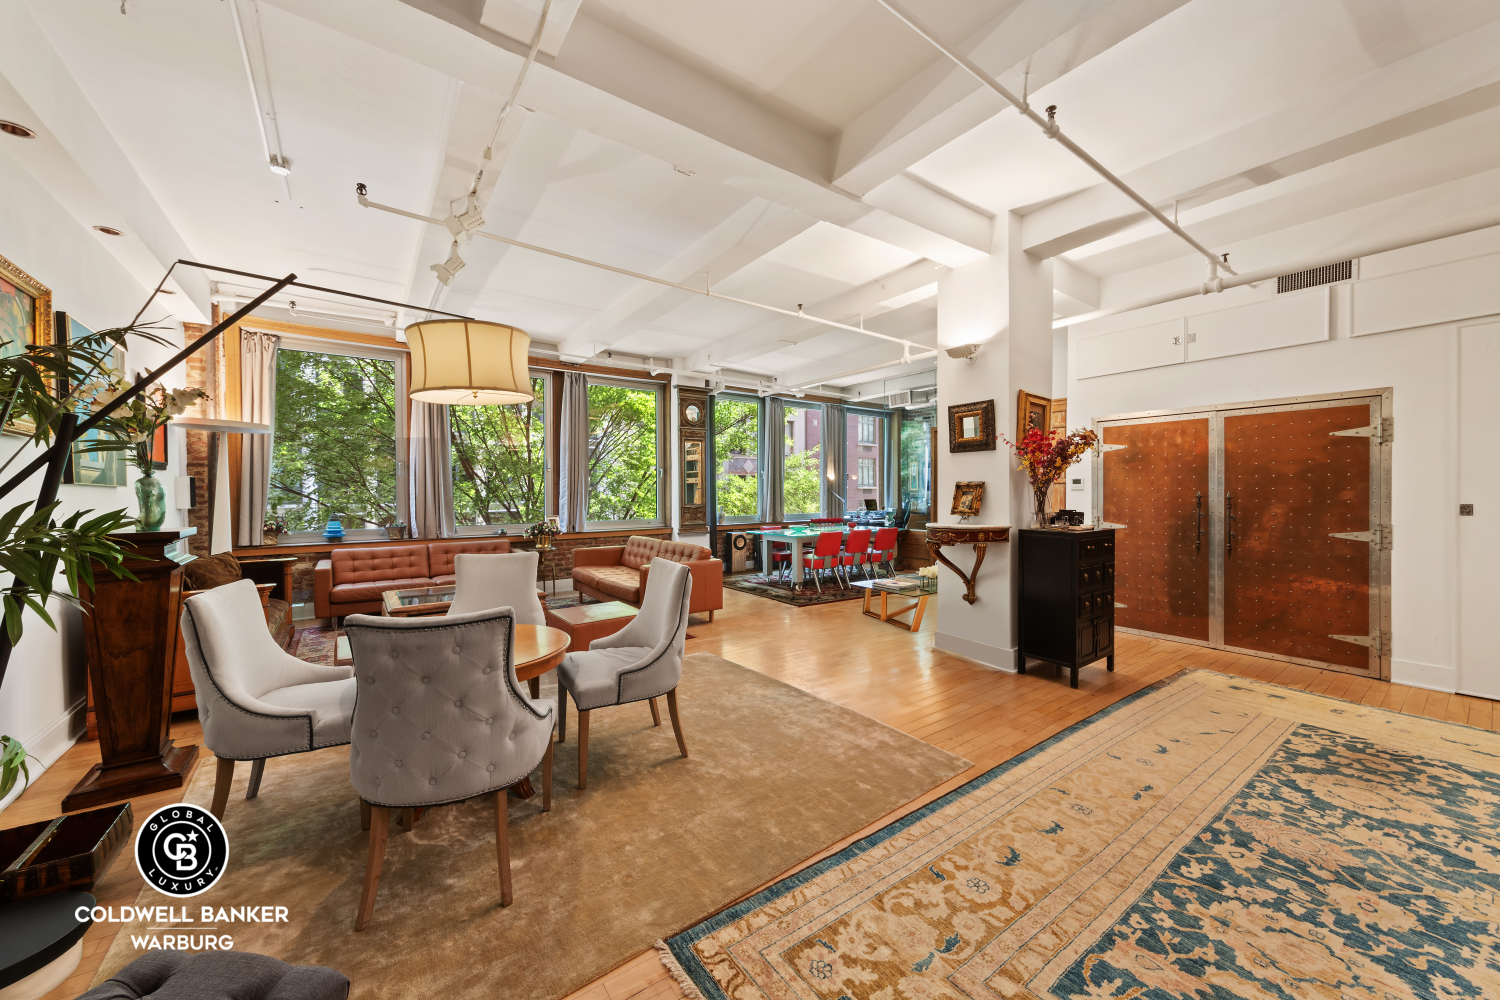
[1017,528,1116,689]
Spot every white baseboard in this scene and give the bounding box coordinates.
[1391,658,1458,694]
[0,697,86,815]
[935,631,1016,672]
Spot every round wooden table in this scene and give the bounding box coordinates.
[515,623,570,698]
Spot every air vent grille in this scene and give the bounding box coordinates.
[1278,260,1352,293]
[888,390,912,406]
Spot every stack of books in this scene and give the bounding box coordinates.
[873,577,927,594]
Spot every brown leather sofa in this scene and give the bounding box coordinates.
[314,539,512,621]
[571,535,723,620]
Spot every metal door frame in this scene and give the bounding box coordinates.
[1094,387,1393,680]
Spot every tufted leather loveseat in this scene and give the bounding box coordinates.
[314,539,512,620]
[570,535,723,620]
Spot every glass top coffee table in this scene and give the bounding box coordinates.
[850,574,936,631]
[381,586,457,617]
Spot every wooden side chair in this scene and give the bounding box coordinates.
[556,558,692,789]
[343,607,555,929]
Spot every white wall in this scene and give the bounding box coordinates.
[1065,230,1500,694]
[0,148,187,812]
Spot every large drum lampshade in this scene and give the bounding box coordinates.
[405,320,533,405]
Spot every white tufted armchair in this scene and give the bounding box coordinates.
[343,606,554,930]
[181,580,357,822]
[557,557,692,789]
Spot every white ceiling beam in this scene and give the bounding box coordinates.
[832,0,1190,197]
[777,330,937,390]
[860,172,991,254]
[555,199,817,358]
[0,1,209,320]
[479,0,583,58]
[1022,22,1500,260]
[688,258,946,371]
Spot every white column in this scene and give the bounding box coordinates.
[933,213,1053,670]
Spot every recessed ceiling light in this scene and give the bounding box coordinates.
[93,226,124,236]
[0,121,37,139]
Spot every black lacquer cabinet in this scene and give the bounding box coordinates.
[1017,528,1116,688]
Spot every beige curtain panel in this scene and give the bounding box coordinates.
[236,329,279,547]
[409,399,456,539]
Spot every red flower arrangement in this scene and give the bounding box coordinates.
[999,426,1099,526]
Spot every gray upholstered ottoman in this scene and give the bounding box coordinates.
[79,950,348,1000]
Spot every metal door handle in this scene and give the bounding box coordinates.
[1225,494,1236,556]
[1194,491,1205,553]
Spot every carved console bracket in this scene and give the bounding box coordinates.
[925,523,1011,605]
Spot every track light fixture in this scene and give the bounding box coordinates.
[945,343,983,365]
[268,154,292,176]
[430,241,467,286]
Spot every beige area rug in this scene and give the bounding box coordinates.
[95,654,968,1000]
[663,669,1500,1000]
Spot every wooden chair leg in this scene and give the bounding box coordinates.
[246,758,266,800]
[708,610,714,622]
[210,757,234,820]
[649,697,662,726]
[496,791,513,906]
[528,676,541,699]
[577,710,591,790]
[356,806,390,931]
[667,688,689,758]
[360,798,372,831]
[557,686,568,742]
[542,739,553,813]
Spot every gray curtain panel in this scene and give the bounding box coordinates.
[236,329,279,547]
[761,396,784,524]
[824,403,847,519]
[409,399,456,539]
[558,371,590,532]
[884,408,900,511]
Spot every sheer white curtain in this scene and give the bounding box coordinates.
[236,329,279,546]
[409,399,456,538]
[558,372,590,531]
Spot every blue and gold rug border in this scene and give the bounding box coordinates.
[662,666,1203,999]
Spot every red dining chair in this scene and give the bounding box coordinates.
[870,526,899,578]
[837,528,872,587]
[799,531,844,593]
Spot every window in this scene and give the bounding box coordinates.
[586,378,664,526]
[270,344,406,538]
[714,394,760,522]
[451,374,548,530]
[844,408,886,510]
[899,404,936,513]
[782,402,822,518]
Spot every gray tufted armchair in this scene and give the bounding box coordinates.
[342,606,555,930]
[557,557,692,789]
[180,580,357,822]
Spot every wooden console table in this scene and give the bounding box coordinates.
[925,523,1010,605]
[63,529,201,812]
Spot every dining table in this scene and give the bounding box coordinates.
[746,526,853,588]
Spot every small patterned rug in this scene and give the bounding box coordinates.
[662,669,1500,1000]
[724,573,866,607]
[287,625,339,665]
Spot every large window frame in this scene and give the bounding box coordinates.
[451,368,554,536]
[272,335,409,544]
[779,399,825,522]
[583,375,667,531]
[841,404,893,512]
[712,392,763,525]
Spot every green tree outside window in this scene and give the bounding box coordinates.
[587,383,659,522]
[714,396,759,518]
[451,376,546,525]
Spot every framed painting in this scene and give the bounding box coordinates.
[947,399,995,453]
[0,252,53,437]
[59,313,128,487]
[951,480,985,517]
[1017,390,1051,439]
[151,423,168,471]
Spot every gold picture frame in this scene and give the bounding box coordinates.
[951,480,984,517]
[0,252,53,437]
[947,399,995,452]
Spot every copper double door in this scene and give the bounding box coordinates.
[1097,392,1391,677]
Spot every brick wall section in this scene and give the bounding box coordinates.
[180,323,214,558]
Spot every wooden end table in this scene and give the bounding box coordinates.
[545,601,638,652]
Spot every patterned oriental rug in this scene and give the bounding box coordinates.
[94,655,967,1000]
[725,573,867,608]
[662,669,1500,1000]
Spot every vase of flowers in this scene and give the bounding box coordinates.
[1000,426,1099,529]
[263,517,289,545]
[109,382,209,531]
[525,519,561,551]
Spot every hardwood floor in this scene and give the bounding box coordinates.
[6,587,1490,1000]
